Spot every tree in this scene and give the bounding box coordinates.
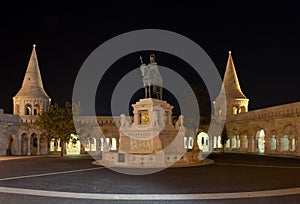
[35,102,80,156]
[221,125,229,152]
[180,84,211,134]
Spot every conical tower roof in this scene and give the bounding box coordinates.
[14,44,50,99]
[223,51,247,99]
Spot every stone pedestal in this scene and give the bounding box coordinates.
[99,98,203,168]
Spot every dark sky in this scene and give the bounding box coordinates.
[0,1,299,114]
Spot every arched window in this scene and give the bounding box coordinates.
[256,129,265,153]
[233,107,238,114]
[25,104,32,115]
[33,104,40,115]
[111,138,117,151]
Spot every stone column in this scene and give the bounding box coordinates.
[289,137,293,152]
[27,136,31,156]
[277,136,281,153]
[37,136,40,155]
[248,134,254,153]
[96,137,99,153]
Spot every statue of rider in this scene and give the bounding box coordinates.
[140,54,163,99]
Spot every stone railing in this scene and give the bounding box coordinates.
[227,101,300,122]
[19,115,38,124]
[75,116,134,126]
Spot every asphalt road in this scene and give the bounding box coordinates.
[0,153,299,203]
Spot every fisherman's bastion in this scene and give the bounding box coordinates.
[0,45,299,160]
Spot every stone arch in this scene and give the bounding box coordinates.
[82,135,96,152]
[197,132,210,152]
[99,137,104,151]
[256,129,265,153]
[111,138,118,151]
[7,135,17,155]
[50,137,62,153]
[213,135,222,149]
[281,125,297,152]
[105,137,111,151]
[66,134,80,155]
[30,133,39,155]
[269,130,277,151]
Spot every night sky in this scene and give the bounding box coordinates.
[0,1,299,115]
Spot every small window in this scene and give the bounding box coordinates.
[118,153,125,163]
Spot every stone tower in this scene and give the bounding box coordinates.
[13,44,51,115]
[214,51,249,116]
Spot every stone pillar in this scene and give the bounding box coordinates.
[289,137,293,152]
[248,135,254,152]
[37,137,40,155]
[27,136,31,156]
[96,137,100,153]
[277,136,281,153]
[264,136,269,154]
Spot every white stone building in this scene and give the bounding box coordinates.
[213,51,300,156]
[0,46,299,157]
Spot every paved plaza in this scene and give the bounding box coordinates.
[0,153,300,203]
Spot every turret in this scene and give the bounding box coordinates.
[13,44,51,115]
[214,51,249,116]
